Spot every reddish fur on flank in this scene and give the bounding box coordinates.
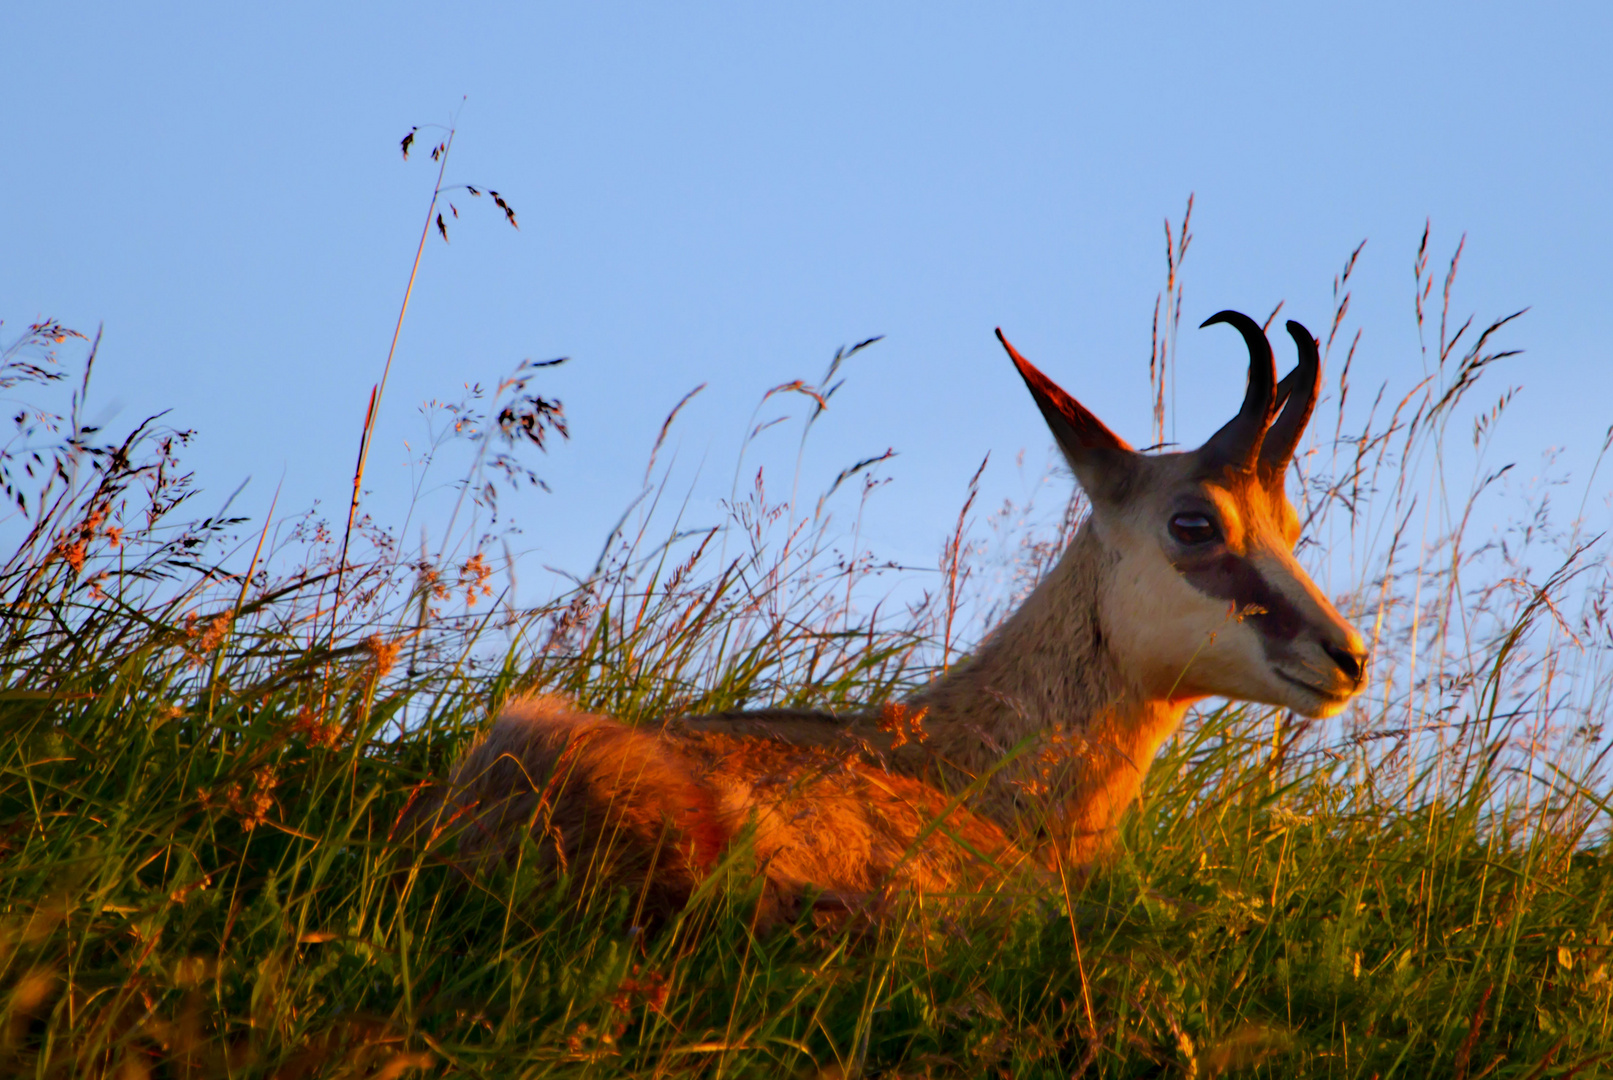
[407,695,1024,922]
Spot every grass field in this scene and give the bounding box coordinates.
[2,203,1611,1077]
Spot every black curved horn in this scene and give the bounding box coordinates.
[1258,320,1321,489]
[1198,310,1277,473]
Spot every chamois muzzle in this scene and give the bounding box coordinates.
[1198,310,1277,473]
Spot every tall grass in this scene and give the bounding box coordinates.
[1,199,1610,1077]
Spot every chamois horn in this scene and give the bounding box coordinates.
[1258,320,1322,490]
[1198,310,1276,473]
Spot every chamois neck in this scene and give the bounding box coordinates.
[901,520,1192,838]
[911,521,1135,736]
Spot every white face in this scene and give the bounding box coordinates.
[1087,461,1366,717]
[996,310,1364,718]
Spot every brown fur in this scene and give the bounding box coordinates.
[411,317,1369,917]
[410,695,1026,921]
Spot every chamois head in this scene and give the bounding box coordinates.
[996,312,1367,718]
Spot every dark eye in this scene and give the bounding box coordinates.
[1169,513,1220,546]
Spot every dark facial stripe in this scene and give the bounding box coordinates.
[1173,551,1306,642]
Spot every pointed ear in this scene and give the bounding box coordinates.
[996,328,1139,503]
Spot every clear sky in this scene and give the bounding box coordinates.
[5,2,1610,597]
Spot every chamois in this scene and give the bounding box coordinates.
[412,311,1367,917]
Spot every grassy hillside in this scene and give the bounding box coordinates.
[2,224,1611,1078]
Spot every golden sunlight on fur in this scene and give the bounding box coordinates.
[407,694,1030,923]
[406,312,1368,922]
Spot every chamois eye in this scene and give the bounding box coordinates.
[1169,513,1219,546]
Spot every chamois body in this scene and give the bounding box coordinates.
[415,313,1369,915]
[420,695,1022,920]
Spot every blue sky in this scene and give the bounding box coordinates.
[5,2,1610,596]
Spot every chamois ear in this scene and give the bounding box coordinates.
[996,328,1138,504]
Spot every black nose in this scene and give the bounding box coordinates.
[1322,641,1366,684]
